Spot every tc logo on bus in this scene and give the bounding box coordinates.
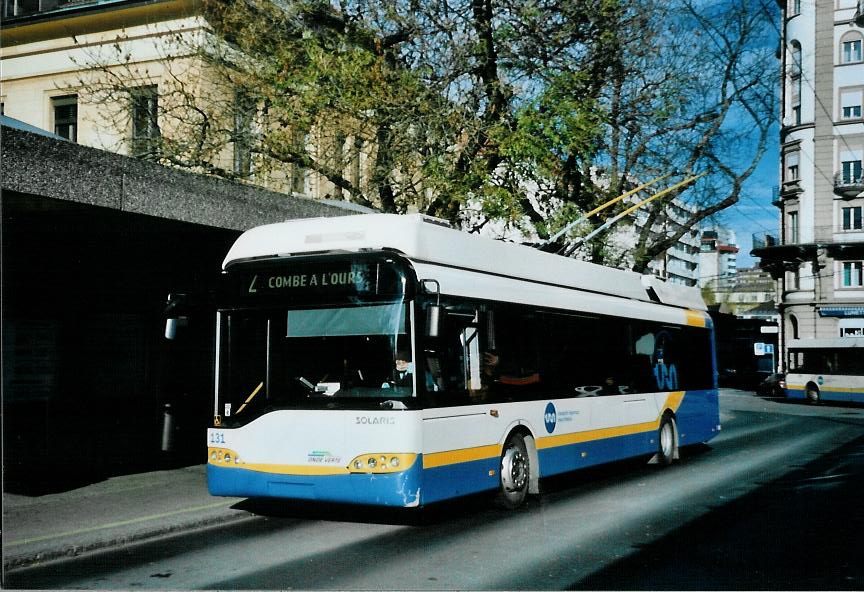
[544,402,557,434]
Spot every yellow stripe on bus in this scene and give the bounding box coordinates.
[423,444,502,469]
[536,420,657,449]
[425,391,687,467]
[788,384,864,393]
[208,448,350,475]
[685,310,708,327]
[665,390,686,411]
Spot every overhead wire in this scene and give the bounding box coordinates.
[758,0,861,162]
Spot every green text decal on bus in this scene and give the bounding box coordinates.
[206,214,720,508]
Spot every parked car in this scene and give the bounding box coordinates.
[757,373,786,398]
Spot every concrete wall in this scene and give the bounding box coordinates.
[1,123,352,228]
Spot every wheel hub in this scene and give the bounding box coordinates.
[501,447,527,492]
[660,422,674,457]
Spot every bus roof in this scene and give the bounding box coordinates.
[788,338,864,349]
[224,213,707,311]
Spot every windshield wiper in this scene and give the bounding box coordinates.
[295,376,315,392]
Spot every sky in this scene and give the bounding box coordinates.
[715,134,780,269]
[712,0,782,269]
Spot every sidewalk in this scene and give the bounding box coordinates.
[2,465,251,571]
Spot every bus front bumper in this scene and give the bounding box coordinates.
[207,461,423,507]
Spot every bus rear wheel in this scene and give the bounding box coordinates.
[657,415,677,466]
[806,385,820,405]
[495,433,530,509]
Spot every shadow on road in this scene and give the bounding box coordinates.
[570,435,864,590]
[232,492,494,526]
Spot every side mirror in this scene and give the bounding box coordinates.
[420,279,443,338]
[163,293,188,341]
[165,317,179,340]
[426,304,444,338]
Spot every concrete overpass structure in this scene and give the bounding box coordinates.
[2,123,355,492]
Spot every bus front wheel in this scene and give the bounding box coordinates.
[657,415,677,466]
[496,433,530,509]
[806,384,820,405]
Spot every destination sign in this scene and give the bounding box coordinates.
[226,256,408,304]
[248,269,371,293]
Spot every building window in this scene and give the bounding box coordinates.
[841,325,864,337]
[790,314,799,339]
[788,0,800,15]
[785,152,800,181]
[842,206,863,230]
[130,85,159,156]
[789,41,802,125]
[840,88,863,119]
[842,159,863,184]
[4,1,89,18]
[788,211,799,243]
[841,34,863,64]
[842,261,864,287]
[51,94,77,142]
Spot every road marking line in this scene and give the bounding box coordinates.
[5,501,236,547]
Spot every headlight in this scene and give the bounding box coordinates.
[348,453,416,473]
[209,448,242,466]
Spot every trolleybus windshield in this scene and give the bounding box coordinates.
[216,255,416,425]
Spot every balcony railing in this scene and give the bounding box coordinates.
[753,225,864,250]
[752,232,780,250]
[834,171,864,198]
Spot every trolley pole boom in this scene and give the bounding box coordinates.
[540,174,671,248]
[565,173,706,253]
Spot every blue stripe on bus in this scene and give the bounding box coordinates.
[207,461,424,507]
[786,388,864,403]
[674,388,720,445]
[421,457,500,504]
[538,431,653,477]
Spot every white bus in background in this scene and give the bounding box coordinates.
[784,338,864,405]
[205,214,719,508]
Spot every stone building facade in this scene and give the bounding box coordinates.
[753,0,864,367]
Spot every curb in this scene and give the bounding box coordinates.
[3,510,257,572]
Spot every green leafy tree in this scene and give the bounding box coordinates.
[75,0,776,272]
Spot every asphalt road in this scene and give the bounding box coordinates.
[9,390,864,590]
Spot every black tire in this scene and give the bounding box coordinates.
[657,414,677,466]
[495,433,530,509]
[806,384,820,405]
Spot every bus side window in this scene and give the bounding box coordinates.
[462,326,483,394]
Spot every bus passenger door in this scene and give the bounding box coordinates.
[419,300,502,502]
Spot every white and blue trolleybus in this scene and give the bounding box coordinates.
[784,338,864,404]
[207,214,720,508]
